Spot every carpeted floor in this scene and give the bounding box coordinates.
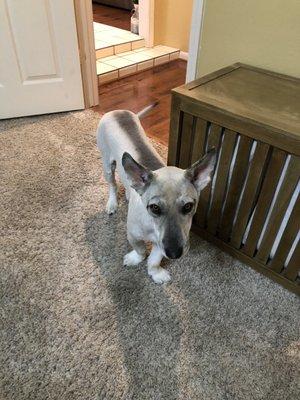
[0,110,299,400]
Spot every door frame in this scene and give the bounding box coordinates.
[73,0,155,107]
[139,0,204,82]
[186,0,204,82]
[139,0,154,47]
[74,0,99,107]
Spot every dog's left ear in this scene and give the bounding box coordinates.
[185,148,217,193]
[122,152,153,194]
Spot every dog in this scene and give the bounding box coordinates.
[97,104,216,284]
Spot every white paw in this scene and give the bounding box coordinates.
[148,267,171,284]
[123,250,145,267]
[105,199,118,215]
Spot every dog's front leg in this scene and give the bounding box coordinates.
[123,233,146,267]
[147,245,171,284]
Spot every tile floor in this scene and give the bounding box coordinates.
[94,22,180,84]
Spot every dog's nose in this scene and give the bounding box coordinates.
[165,247,183,259]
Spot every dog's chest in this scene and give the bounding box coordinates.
[128,212,158,243]
[142,225,158,242]
[133,220,158,242]
[128,194,160,243]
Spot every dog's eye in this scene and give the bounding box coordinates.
[149,204,161,215]
[182,202,193,214]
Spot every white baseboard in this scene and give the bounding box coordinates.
[179,51,189,61]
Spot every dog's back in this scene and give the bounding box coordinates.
[97,108,165,194]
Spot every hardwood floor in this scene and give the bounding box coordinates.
[92,2,131,31]
[93,59,187,146]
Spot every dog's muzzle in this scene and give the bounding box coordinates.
[165,246,183,259]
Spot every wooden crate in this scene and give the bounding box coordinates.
[168,63,300,295]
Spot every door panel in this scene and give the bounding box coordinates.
[0,0,84,118]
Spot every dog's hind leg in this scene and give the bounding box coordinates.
[103,158,118,215]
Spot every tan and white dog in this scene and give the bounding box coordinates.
[97,104,216,284]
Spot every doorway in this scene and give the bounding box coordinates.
[88,0,194,145]
[93,1,185,87]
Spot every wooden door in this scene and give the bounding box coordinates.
[0,0,84,119]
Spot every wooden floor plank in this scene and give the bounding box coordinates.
[92,60,187,146]
[93,2,131,31]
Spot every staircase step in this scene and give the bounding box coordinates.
[94,22,144,58]
[96,46,180,85]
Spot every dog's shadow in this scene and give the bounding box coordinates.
[85,208,181,399]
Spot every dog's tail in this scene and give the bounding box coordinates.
[137,101,159,119]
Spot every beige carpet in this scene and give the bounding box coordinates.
[0,110,299,400]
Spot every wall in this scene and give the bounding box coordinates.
[197,0,300,78]
[154,0,193,52]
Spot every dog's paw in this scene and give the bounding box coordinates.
[123,250,145,267]
[105,199,118,215]
[148,267,171,284]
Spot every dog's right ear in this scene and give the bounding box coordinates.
[122,152,153,194]
[185,148,217,193]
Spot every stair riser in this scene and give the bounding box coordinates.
[96,39,145,59]
[98,52,180,85]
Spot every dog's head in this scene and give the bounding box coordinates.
[122,149,216,259]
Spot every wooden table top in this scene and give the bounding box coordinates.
[173,63,300,139]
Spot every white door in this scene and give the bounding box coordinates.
[0,0,84,119]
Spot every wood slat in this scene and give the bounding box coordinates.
[230,142,270,249]
[190,118,208,164]
[207,129,237,235]
[192,224,300,296]
[284,242,300,281]
[168,95,182,166]
[178,113,194,169]
[255,156,300,264]
[242,148,287,257]
[269,193,300,272]
[218,135,253,241]
[194,124,222,227]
